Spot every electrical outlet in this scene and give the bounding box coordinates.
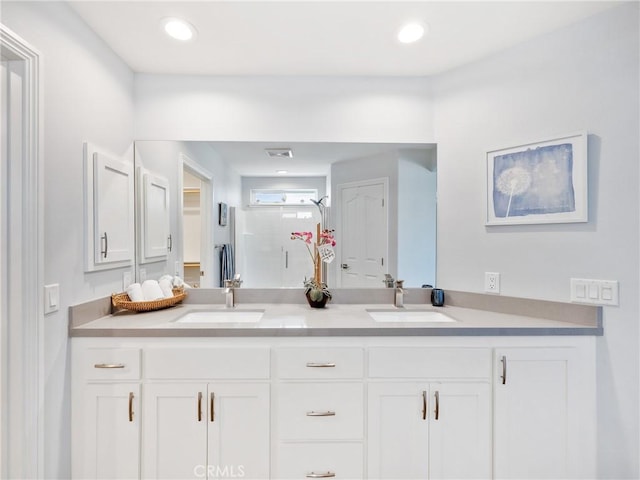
[485,272,500,294]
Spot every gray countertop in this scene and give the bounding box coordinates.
[69,300,603,337]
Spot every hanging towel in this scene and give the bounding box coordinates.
[220,243,235,287]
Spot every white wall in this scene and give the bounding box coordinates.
[432,4,639,478]
[2,2,135,478]
[398,156,437,288]
[134,75,435,143]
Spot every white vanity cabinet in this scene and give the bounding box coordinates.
[71,348,142,480]
[272,347,365,480]
[367,348,492,480]
[140,347,271,480]
[493,347,596,479]
[71,335,596,480]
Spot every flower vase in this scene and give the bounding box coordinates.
[305,290,329,309]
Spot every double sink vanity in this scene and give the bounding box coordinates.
[70,288,601,479]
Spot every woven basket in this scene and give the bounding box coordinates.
[112,288,187,312]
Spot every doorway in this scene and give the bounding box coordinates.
[0,25,43,478]
[337,178,388,287]
[179,154,213,288]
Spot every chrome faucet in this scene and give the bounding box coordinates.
[394,280,405,308]
[223,274,243,308]
[383,273,395,288]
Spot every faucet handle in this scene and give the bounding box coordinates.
[395,280,405,289]
[224,279,234,288]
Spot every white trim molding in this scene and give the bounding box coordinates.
[0,24,44,479]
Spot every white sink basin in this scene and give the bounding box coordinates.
[175,309,265,324]
[366,309,456,323]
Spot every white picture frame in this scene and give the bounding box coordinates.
[486,132,588,225]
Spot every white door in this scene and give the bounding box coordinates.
[367,382,429,479]
[141,172,170,261]
[207,383,270,480]
[76,384,140,480]
[428,383,492,479]
[93,152,134,264]
[142,383,208,479]
[494,348,578,479]
[339,181,387,287]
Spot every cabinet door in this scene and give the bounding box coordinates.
[74,384,140,480]
[428,383,492,479]
[494,347,586,479]
[207,383,270,480]
[141,172,170,262]
[368,382,429,479]
[93,152,134,264]
[142,383,208,480]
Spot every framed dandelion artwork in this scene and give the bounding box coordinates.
[486,132,588,225]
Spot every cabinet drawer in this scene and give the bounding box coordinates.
[369,347,491,379]
[144,347,270,379]
[81,348,141,380]
[276,347,364,379]
[277,383,363,440]
[275,443,363,479]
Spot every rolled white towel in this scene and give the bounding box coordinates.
[159,278,174,298]
[172,276,185,288]
[159,274,173,284]
[126,283,144,302]
[141,280,165,301]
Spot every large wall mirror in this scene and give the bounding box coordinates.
[133,141,437,289]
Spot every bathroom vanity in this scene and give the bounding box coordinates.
[70,291,600,480]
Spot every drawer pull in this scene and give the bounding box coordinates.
[128,392,134,422]
[306,472,335,478]
[306,411,336,417]
[306,362,336,368]
[422,390,427,420]
[94,363,125,369]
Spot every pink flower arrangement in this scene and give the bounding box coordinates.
[291,228,336,300]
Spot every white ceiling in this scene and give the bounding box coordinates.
[200,141,435,176]
[68,1,620,77]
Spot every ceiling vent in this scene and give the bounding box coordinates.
[265,148,293,158]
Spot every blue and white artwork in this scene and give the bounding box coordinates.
[492,143,575,218]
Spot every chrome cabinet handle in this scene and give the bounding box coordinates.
[306,473,335,478]
[306,362,336,368]
[94,363,125,369]
[422,390,427,420]
[501,355,507,385]
[434,390,440,421]
[167,234,172,252]
[100,232,108,258]
[306,411,336,417]
[210,392,215,423]
[197,392,203,422]
[128,392,134,422]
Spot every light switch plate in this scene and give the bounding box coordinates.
[570,278,619,306]
[44,283,60,314]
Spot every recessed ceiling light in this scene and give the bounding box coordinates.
[397,22,426,44]
[276,170,288,175]
[162,18,197,42]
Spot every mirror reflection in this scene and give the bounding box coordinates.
[133,141,437,289]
